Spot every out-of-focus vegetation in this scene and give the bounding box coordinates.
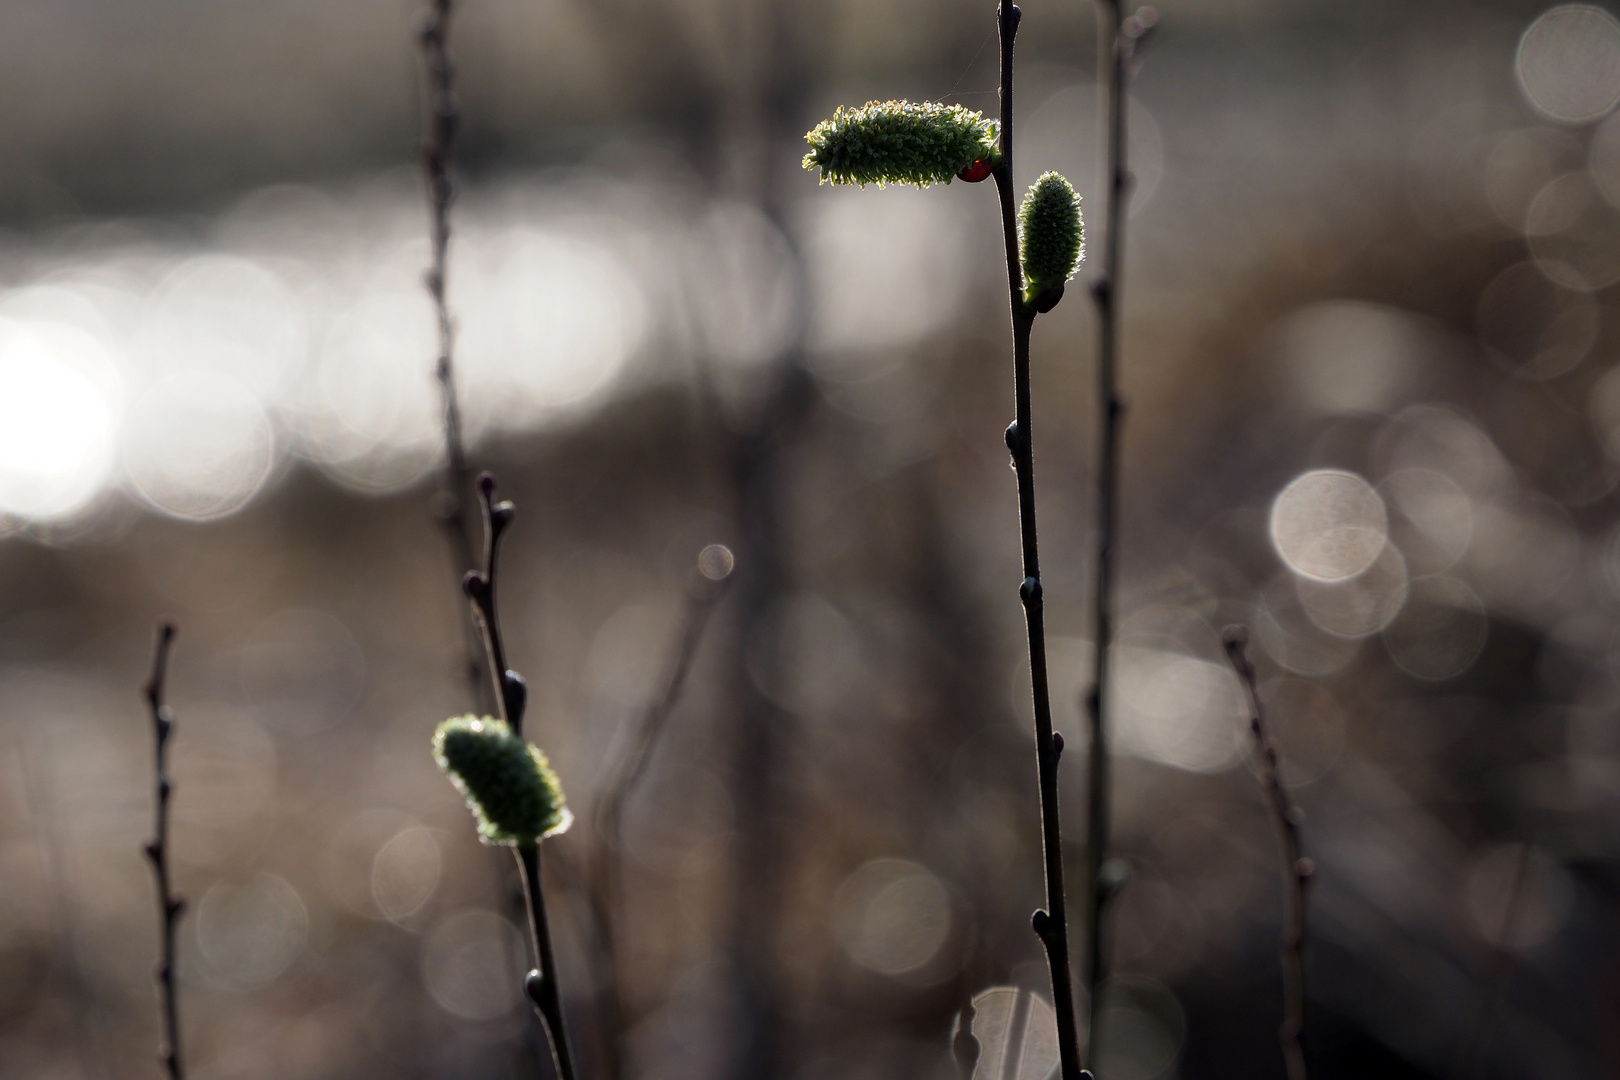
[2,1,1619,1078]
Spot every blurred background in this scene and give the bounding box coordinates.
[3,0,1619,1077]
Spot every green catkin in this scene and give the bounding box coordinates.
[803,100,1000,188]
[433,715,572,845]
[1018,172,1084,302]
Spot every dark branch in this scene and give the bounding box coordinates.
[588,545,735,1080]
[1080,3,1154,1063]
[142,621,184,1080]
[518,844,576,1080]
[1452,837,1534,1080]
[987,5,1086,1079]
[1223,626,1311,1080]
[463,473,523,730]
[953,996,982,1080]
[459,474,575,1080]
[419,0,490,712]
[595,547,735,845]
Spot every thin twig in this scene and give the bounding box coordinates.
[1223,626,1311,1080]
[588,546,735,1080]
[419,0,490,711]
[1081,5,1154,1063]
[463,474,524,731]
[461,473,576,1080]
[518,844,574,1080]
[142,622,184,1080]
[1452,838,1535,1080]
[987,5,1085,1079]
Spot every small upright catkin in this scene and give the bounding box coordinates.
[433,715,572,845]
[1018,172,1084,304]
[803,100,1000,188]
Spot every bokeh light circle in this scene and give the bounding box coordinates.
[1525,172,1620,290]
[1476,261,1598,379]
[1382,576,1488,681]
[123,369,275,520]
[372,827,442,923]
[1382,469,1473,574]
[1270,470,1388,581]
[196,874,309,990]
[420,909,525,1021]
[962,987,1060,1080]
[1589,108,1620,206]
[832,858,951,976]
[1296,543,1409,639]
[1517,5,1620,124]
[1115,646,1247,773]
[698,543,736,581]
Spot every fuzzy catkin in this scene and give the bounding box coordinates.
[433,715,571,845]
[1018,172,1084,300]
[803,100,999,188]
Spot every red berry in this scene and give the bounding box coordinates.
[957,159,993,183]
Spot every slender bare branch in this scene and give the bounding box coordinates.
[459,473,576,1080]
[1223,626,1311,1080]
[1452,838,1535,1080]
[462,474,524,731]
[419,0,491,712]
[1081,5,1155,1063]
[987,5,1086,1078]
[583,544,734,1080]
[518,843,575,1080]
[142,621,184,1080]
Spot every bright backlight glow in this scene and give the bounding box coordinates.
[0,319,118,520]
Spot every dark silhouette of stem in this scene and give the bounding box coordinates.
[588,547,734,1080]
[419,0,490,711]
[461,473,575,1080]
[463,474,523,731]
[953,996,982,1080]
[1082,5,1154,1063]
[1223,627,1311,1080]
[988,6,1085,1079]
[142,622,184,1080]
[1452,838,1535,1080]
[518,844,574,1080]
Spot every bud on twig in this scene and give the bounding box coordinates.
[1018,171,1084,307]
[433,715,572,845]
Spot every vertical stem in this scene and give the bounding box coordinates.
[142,622,184,1080]
[1452,838,1535,1080]
[518,844,578,1080]
[990,5,1085,1079]
[420,0,490,712]
[589,550,734,1080]
[464,474,521,731]
[1223,628,1311,1080]
[1083,0,1132,1062]
[461,475,573,1079]
[953,997,982,1080]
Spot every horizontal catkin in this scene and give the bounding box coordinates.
[803,100,1000,188]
